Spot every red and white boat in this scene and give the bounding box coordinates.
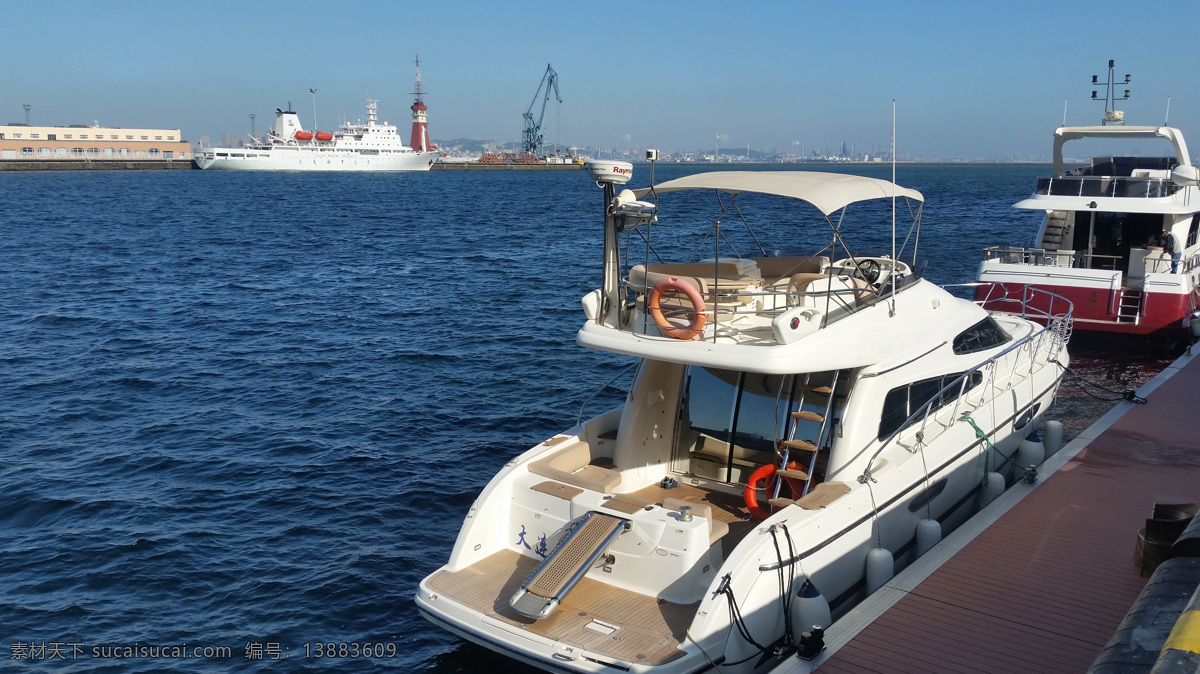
[976,62,1200,340]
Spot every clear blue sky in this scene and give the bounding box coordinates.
[3,0,1197,160]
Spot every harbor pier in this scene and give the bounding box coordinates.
[785,348,1200,673]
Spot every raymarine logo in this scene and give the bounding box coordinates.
[612,165,631,176]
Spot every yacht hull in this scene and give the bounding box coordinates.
[193,149,436,171]
[977,267,1197,337]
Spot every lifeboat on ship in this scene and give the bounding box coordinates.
[314,131,333,142]
[294,131,314,141]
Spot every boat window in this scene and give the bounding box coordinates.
[878,371,984,440]
[673,367,839,485]
[1188,214,1199,248]
[952,316,1011,355]
[673,367,740,481]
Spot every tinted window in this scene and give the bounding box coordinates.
[878,371,984,439]
[953,317,1011,355]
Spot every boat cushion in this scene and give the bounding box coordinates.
[528,441,620,494]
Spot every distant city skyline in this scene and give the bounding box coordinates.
[2,1,1198,161]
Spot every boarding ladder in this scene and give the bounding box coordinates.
[1117,289,1143,324]
[770,372,840,508]
[509,511,629,620]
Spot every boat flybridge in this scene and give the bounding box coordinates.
[977,60,1200,340]
[417,156,1071,673]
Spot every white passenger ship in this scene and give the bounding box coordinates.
[416,158,1071,673]
[194,97,436,171]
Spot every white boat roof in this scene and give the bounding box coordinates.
[1052,125,1192,175]
[633,171,923,216]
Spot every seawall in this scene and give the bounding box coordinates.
[431,162,581,171]
[0,160,196,171]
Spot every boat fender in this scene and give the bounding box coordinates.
[1017,436,1045,470]
[916,518,941,556]
[790,578,831,639]
[980,471,1005,507]
[1043,420,1063,456]
[743,463,805,520]
[647,277,707,340]
[865,548,893,593]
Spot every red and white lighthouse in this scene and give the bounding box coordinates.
[409,56,435,153]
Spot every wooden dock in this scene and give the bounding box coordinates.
[778,347,1200,674]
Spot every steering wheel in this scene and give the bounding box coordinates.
[856,259,882,284]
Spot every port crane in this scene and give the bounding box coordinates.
[522,64,560,156]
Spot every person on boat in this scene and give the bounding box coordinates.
[1162,230,1181,273]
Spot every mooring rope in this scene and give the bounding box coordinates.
[1056,364,1147,404]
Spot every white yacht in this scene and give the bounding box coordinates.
[194,97,436,171]
[976,60,1200,340]
[417,159,1071,673]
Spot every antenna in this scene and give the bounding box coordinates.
[1062,99,1068,127]
[890,99,896,318]
[309,88,318,130]
[1091,59,1130,125]
[250,113,256,141]
[1165,96,1171,126]
[412,54,425,102]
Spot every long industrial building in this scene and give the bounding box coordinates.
[0,123,191,160]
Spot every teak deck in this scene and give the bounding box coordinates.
[427,549,696,665]
[426,481,755,666]
[811,350,1200,673]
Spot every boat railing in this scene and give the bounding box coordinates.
[982,246,1123,271]
[957,282,1074,329]
[1036,175,1175,199]
[619,274,881,345]
[859,290,1071,484]
[1144,250,1200,275]
[576,362,639,427]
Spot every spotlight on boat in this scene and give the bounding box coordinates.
[585,160,633,185]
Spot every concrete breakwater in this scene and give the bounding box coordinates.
[431,161,581,171]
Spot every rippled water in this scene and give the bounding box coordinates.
[0,165,1172,672]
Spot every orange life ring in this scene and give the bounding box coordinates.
[743,462,805,520]
[647,277,707,340]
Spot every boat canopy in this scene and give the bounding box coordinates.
[1052,125,1192,176]
[632,171,924,216]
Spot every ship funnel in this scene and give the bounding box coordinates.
[273,110,304,139]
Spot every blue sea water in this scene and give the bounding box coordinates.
[0,164,1157,672]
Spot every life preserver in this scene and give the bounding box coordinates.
[647,277,707,340]
[744,462,806,520]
